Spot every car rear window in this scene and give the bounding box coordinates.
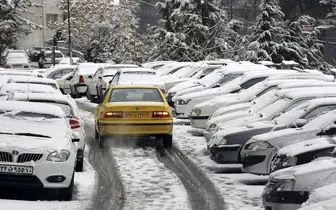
[123,71,156,75]
[109,88,163,102]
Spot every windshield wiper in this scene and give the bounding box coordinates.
[0,132,14,135]
[14,133,51,138]
[103,75,114,77]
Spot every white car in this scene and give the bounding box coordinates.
[109,67,165,93]
[69,63,106,98]
[263,156,336,210]
[155,62,193,76]
[56,72,73,95]
[43,65,76,80]
[0,101,78,200]
[86,64,139,100]
[162,63,222,91]
[6,76,60,91]
[141,61,175,70]
[205,80,336,139]
[0,83,60,98]
[59,57,84,65]
[4,51,30,69]
[0,70,40,85]
[8,92,86,172]
[38,50,65,68]
[174,70,279,118]
[240,108,336,176]
[171,63,271,102]
[190,74,335,129]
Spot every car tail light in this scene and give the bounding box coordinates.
[152,111,170,118]
[69,118,81,129]
[104,111,122,118]
[79,75,85,83]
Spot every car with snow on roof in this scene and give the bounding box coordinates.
[6,76,60,91]
[240,109,336,176]
[208,88,336,164]
[174,69,281,118]
[262,154,336,210]
[94,85,173,148]
[0,101,78,200]
[189,72,334,129]
[86,64,139,100]
[0,83,61,100]
[7,92,86,172]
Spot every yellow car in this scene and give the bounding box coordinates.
[94,85,173,148]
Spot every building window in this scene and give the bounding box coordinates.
[46,14,58,25]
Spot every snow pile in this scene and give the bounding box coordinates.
[111,147,189,210]
[300,183,336,210]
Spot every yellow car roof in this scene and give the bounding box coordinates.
[110,85,161,89]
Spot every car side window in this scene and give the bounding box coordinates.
[240,77,266,89]
[110,72,120,85]
[283,98,312,113]
[304,105,336,121]
[256,86,276,97]
[62,69,73,76]
[52,71,63,79]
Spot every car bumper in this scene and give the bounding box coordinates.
[98,121,173,136]
[175,104,189,118]
[0,160,75,189]
[209,145,241,163]
[75,84,88,95]
[241,148,275,175]
[263,189,309,210]
[189,116,209,129]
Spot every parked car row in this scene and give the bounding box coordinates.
[0,69,87,200]
[140,61,336,209]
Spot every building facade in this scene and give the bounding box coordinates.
[18,0,62,49]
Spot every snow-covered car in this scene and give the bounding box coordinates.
[262,157,336,210]
[162,63,222,91]
[86,64,139,100]
[38,50,65,68]
[4,51,30,69]
[59,57,84,65]
[56,72,73,95]
[43,65,76,80]
[69,63,106,98]
[0,83,60,99]
[174,70,280,118]
[240,108,336,175]
[0,70,40,86]
[109,68,165,93]
[271,137,336,173]
[6,76,61,91]
[170,63,271,105]
[141,61,175,70]
[299,182,336,210]
[7,92,86,172]
[0,101,78,200]
[207,81,336,138]
[208,88,336,164]
[189,73,335,129]
[155,62,193,76]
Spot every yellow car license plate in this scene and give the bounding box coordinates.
[125,112,150,118]
[0,165,33,175]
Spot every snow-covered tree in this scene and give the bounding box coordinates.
[0,0,37,56]
[320,0,336,25]
[58,0,145,63]
[243,0,287,62]
[148,0,241,61]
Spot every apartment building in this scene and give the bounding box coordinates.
[18,0,62,49]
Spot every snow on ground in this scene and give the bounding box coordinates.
[111,147,190,210]
[173,124,266,210]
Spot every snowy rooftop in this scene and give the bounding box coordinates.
[0,101,65,117]
[0,83,58,94]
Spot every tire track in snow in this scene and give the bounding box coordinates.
[157,147,227,210]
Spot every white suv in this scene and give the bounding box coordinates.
[0,101,78,200]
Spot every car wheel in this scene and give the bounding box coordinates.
[86,89,92,100]
[99,135,106,149]
[57,172,74,201]
[163,134,173,149]
[75,150,84,172]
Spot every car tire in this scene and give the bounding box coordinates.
[57,172,74,201]
[75,150,84,172]
[99,135,106,149]
[163,134,173,149]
